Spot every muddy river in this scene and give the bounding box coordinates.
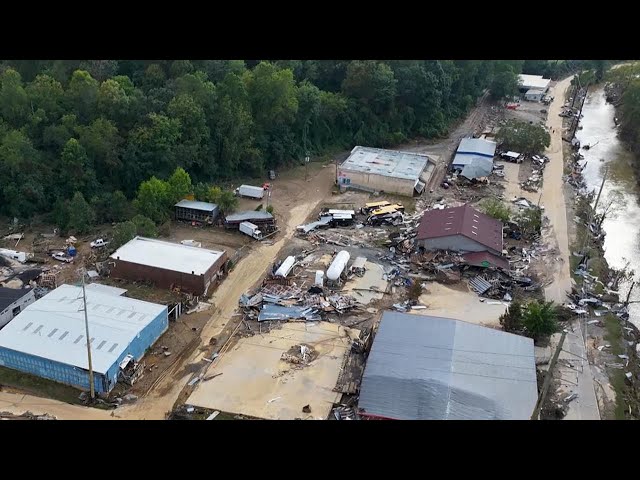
[576,87,640,328]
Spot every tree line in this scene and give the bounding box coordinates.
[0,59,592,225]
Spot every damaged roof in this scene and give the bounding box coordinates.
[416,204,503,253]
[462,251,509,270]
[358,311,537,420]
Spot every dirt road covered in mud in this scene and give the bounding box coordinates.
[541,77,574,304]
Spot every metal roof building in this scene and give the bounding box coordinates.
[0,284,168,393]
[518,74,550,92]
[358,312,537,420]
[110,237,227,296]
[416,204,504,256]
[338,146,437,196]
[174,200,219,224]
[0,287,36,329]
[456,138,497,158]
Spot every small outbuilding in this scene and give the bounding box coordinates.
[0,284,168,393]
[416,204,504,257]
[174,200,219,224]
[109,236,227,296]
[338,146,437,196]
[524,89,545,102]
[358,311,538,420]
[0,287,36,329]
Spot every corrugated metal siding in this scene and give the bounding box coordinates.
[0,346,109,393]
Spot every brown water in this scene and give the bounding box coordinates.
[576,87,640,327]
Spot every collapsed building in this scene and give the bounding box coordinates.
[416,204,508,270]
[224,211,276,232]
[337,146,437,196]
[0,284,168,393]
[109,236,228,296]
[358,311,538,420]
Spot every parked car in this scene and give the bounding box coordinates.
[268,170,276,180]
[51,252,73,263]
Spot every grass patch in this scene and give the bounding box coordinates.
[603,314,623,356]
[609,369,627,420]
[0,365,82,405]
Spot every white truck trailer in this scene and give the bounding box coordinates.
[235,184,264,200]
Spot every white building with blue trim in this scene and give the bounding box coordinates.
[0,284,168,394]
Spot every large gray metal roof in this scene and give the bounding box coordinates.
[358,311,537,420]
[225,211,274,222]
[340,146,434,181]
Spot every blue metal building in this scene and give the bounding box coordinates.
[0,284,168,393]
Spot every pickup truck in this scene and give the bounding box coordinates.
[90,238,109,248]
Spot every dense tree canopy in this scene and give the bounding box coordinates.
[0,59,536,220]
[496,120,551,155]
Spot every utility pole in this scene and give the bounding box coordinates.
[81,272,95,401]
[593,167,608,213]
[531,330,567,420]
[626,281,636,305]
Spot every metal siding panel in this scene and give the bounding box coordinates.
[0,346,108,393]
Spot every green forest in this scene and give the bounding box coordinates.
[0,59,586,229]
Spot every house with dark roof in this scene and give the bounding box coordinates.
[358,311,538,420]
[0,287,35,329]
[416,204,506,269]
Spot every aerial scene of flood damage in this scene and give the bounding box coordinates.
[0,59,638,420]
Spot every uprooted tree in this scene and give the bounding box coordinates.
[496,119,551,155]
[513,206,542,239]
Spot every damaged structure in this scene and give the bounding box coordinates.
[0,284,168,393]
[451,137,497,173]
[337,146,437,196]
[416,204,507,269]
[109,236,227,296]
[0,287,36,329]
[174,200,219,224]
[358,311,538,420]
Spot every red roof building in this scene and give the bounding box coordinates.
[416,204,504,257]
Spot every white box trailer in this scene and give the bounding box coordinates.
[239,221,263,240]
[235,185,264,199]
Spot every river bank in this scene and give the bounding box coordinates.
[561,81,640,419]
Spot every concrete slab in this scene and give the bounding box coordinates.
[186,322,359,420]
[417,282,506,327]
[342,262,388,304]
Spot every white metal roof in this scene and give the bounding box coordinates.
[340,146,433,181]
[85,283,128,297]
[0,284,167,374]
[518,74,550,91]
[110,237,224,276]
[174,200,218,212]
